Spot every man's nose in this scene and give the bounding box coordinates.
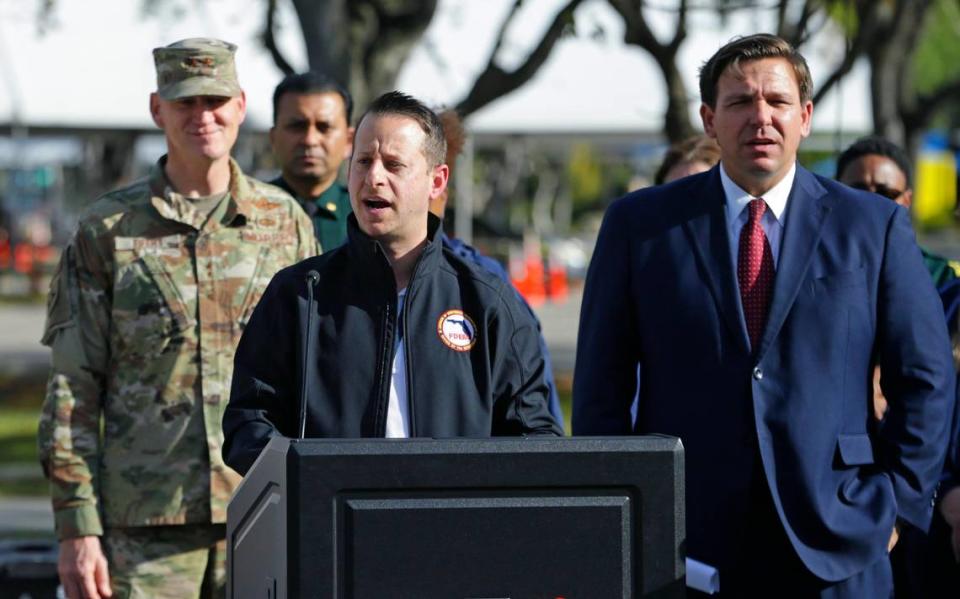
[194,105,216,124]
[303,125,321,146]
[364,160,385,186]
[749,100,772,127]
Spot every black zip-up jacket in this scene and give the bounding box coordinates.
[223,214,562,474]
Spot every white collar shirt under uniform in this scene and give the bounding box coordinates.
[720,161,796,271]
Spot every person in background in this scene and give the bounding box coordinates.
[836,135,959,287]
[654,134,721,185]
[431,109,564,427]
[270,71,354,251]
[37,38,316,599]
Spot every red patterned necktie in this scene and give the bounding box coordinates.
[738,198,775,351]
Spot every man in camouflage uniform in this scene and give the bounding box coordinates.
[37,38,317,599]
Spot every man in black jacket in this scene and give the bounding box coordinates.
[223,92,561,474]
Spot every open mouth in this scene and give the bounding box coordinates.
[363,198,391,210]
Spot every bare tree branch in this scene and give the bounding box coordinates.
[668,0,688,52]
[607,0,694,141]
[262,0,295,75]
[810,1,884,105]
[912,79,960,123]
[774,0,788,37]
[455,0,584,117]
[487,0,524,66]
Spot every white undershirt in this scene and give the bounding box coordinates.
[385,289,410,438]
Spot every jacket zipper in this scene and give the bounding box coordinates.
[373,301,395,436]
[402,288,416,436]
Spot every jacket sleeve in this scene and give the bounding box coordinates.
[491,289,563,437]
[876,207,956,530]
[572,198,640,436]
[37,224,111,539]
[223,272,299,475]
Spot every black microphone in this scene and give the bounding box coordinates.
[298,270,320,439]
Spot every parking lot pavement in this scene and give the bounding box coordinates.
[0,496,53,535]
[531,285,582,376]
[0,303,49,375]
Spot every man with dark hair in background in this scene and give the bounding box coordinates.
[270,71,354,250]
[836,135,959,287]
[574,34,953,596]
[224,91,561,475]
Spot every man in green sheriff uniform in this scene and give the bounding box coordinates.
[37,38,317,599]
[269,71,354,250]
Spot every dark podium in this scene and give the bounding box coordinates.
[227,436,685,598]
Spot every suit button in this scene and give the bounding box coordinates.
[753,367,763,381]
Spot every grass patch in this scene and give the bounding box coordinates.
[0,407,47,496]
[0,369,47,496]
[0,409,41,464]
[0,369,47,410]
[0,293,46,307]
[0,476,47,497]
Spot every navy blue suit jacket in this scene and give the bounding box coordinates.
[573,165,955,581]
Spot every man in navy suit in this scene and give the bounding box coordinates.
[573,34,954,596]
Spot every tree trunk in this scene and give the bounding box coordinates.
[291,0,350,83]
[290,0,437,113]
[660,57,695,143]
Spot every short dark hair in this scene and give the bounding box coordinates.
[699,33,813,108]
[358,91,447,168]
[272,71,353,125]
[654,135,721,185]
[835,136,912,187]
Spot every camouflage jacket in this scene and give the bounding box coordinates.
[38,157,318,539]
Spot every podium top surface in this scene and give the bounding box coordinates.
[269,434,683,457]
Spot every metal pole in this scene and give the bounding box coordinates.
[454,133,474,244]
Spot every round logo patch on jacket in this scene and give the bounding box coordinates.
[437,310,477,352]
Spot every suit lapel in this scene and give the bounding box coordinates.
[757,167,832,356]
[683,168,750,354]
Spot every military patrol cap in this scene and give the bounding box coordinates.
[153,38,241,100]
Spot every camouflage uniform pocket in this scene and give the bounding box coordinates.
[113,254,195,358]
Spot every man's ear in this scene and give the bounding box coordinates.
[799,99,813,139]
[700,103,716,139]
[429,164,450,201]
[236,91,248,126]
[898,189,913,210]
[149,93,163,129]
[344,126,355,160]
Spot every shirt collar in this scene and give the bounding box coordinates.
[720,161,796,225]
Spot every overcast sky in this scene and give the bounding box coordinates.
[0,0,871,134]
